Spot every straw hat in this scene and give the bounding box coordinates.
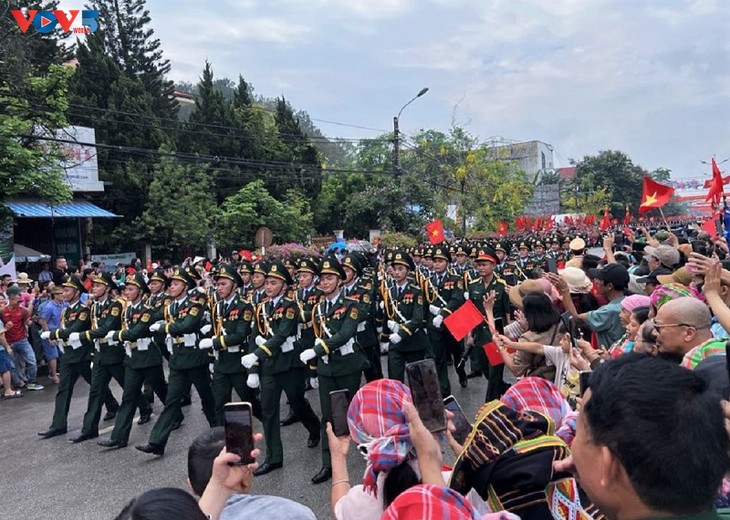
[559,267,593,294]
[15,272,32,285]
[509,279,547,308]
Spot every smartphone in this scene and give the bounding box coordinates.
[223,402,255,465]
[716,219,724,238]
[504,273,517,286]
[546,257,558,274]
[330,389,350,437]
[579,371,591,397]
[405,359,447,432]
[443,395,471,445]
[691,240,708,256]
[561,311,578,348]
[493,317,505,336]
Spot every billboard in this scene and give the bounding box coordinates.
[58,125,104,192]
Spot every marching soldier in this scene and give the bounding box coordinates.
[241,260,320,477]
[97,273,170,449]
[299,257,369,484]
[68,271,151,443]
[424,246,466,394]
[531,240,549,272]
[247,261,268,304]
[466,247,510,402]
[238,261,253,295]
[198,264,262,426]
[38,277,118,438]
[342,254,382,382]
[136,268,217,456]
[514,241,534,280]
[381,251,427,382]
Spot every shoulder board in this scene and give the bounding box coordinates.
[469,278,481,285]
[282,297,294,303]
[344,296,360,304]
[496,278,506,285]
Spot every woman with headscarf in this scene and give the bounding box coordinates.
[606,294,651,359]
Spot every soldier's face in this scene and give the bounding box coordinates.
[475,260,495,277]
[518,248,529,258]
[496,251,506,261]
[216,278,235,300]
[535,246,545,255]
[252,273,265,289]
[552,243,560,251]
[455,253,467,265]
[432,258,448,274]
[343,266,355,284]
[320,273,340,296]
[298,272,314,288]
[264,277,285,298]
[123,285,141,303]
[241,272,251,285]
[168,279,186,299]
[91,281,108,299]
[62,287,75,301]
[424,258,433,269]
[392,265,409,284]
[149,280,163,294]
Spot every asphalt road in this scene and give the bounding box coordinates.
[0,359,490,520]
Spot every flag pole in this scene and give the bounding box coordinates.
[658,207,670,231]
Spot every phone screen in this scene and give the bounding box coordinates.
[561,311,578,348]
[406,359,447,432]
[443,395,471,445]
[546,257,558,274]
[223,402,255,465]
[579,371,591,397]
[504,274,517,286]
[493,317,505,336]
[330,390,350,437]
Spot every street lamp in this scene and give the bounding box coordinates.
[393,87,428,176]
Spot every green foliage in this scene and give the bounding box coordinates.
[571,150,645,215]
[214,180,313,251]
[380,232,418,249]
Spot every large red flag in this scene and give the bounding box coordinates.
[639,176,674,214]
[702,216,719,238]
[706,158,724,204]
[600,208,610,231]
[425,220,444,244]
[444,300,485,341]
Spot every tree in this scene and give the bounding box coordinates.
[214,180,313,250]
[125,156,215,259]
[571,150,645,215]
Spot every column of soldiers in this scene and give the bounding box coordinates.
[35,235,578,483]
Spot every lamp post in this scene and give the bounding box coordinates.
[393,87,428,176]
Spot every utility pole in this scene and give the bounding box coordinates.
[393,116,400,177]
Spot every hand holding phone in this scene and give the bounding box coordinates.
[223,402,255,465]
[443,395,471,445]
[330,389,351,436]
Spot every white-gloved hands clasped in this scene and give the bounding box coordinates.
[429,304,440,316]
[246,373,260,388]
[241,353,258,369]
[149,321,163,332]
[432,315,444,328]
[69,332,80,342]
[105,330,119,346]
[199,338,213,349]
[200,324,211,335]
[380,342,389,354]
[255,335,267,347]
[387,320,400,333]
[41,331,51,340]
[389,333,402,344]
[300,349,317,364]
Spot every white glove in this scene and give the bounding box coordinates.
[376,326,383,335]
[41,331,51,340]
[433,315,444,328]
[309,377,319,389]
[106,331,119,346]
[241,353,258,369]
[379,301,385,310]
[387,320,400,333]
[429,304,440,316]
[255,335,267,347]
[389,333,402,344]
[463,291,470,300]
[200,324,211,335]
[300,348,317,364]
[380,342,389,354]
[149,322,163,332]
[69,332,80,342]
[246,373,260,388]
[314,338,326,349]
[199,338,213,350]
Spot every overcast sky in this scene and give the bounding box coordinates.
[146,0,728,181]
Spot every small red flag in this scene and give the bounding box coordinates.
[706,158,724,204]
[532,217,541,231]
[600,208,610,231]
[640,176,674,213]
[545,217,553,231]
[702,218,718,238]
[444,299,485,341]
[497,221,508,236]
[564,215,573,226]
[623,206,630,226]
[483,342,504,366]
[425,220,445,244]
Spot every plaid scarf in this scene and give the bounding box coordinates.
[681,338,727,369]
[381,484,485,520]
[347,379,414,494]
[500,377,571,429]
[649,283,704,311]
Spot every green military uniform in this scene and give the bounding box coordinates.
[425,246,466,396]
[306,258,369,474]
[244,260,320,468]
[138,268,217,455]
[40,277,118,437]
[468,247,511,402]
[514,241,535,281]
[207,264,262,426]
[102,273,169,447]
[74,271,151,441]
[383,251,427,382]
[342,254,382,382]
[294,258,323,382]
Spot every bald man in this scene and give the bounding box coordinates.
[653,298,713,364]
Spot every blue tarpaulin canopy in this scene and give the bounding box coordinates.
[4,200,118,218]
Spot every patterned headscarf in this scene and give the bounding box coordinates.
[500,377,571,428]
[347,379,414,494]
[381,484,487,520]
[649,282,704,311]
[620,294,651,313]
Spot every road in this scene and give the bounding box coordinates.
[0,359,490,519]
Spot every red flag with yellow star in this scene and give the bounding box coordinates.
[639,176,674,214]
[425,219,445,244]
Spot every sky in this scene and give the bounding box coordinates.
[88,0,730,181]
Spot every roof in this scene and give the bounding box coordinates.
[557,167,577,181]
[4,200,119,218]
